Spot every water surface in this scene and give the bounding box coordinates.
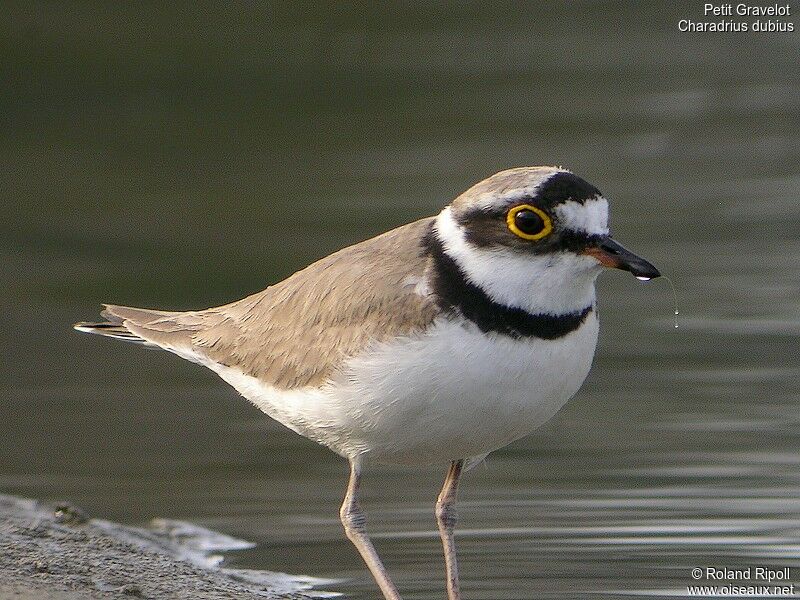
[3,3,799,599]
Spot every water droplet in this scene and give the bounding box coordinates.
[635,276,651,281]
[660,276,680,329]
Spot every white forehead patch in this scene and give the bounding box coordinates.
[554,198,609,235]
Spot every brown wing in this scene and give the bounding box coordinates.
[196,217,440,387]
[87,217,440,389]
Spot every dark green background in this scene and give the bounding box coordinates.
[3,3,799,599]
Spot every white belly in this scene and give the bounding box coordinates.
[213,314,599,465]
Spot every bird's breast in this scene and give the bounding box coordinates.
[325,311,600,463]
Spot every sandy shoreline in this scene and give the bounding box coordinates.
[0,494,329,599]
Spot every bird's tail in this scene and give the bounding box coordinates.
[73,304,189,349]
[73,321,153,345]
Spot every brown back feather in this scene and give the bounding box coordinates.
[100,218,440,389]
[195,217,440,388]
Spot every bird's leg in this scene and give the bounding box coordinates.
[436,459,465,600]
[340,458,402,600]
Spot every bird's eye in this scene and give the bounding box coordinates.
[506,204,553,240]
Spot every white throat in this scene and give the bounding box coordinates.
[433,207,601,315]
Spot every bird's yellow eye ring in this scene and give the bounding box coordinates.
[506,204,553,240]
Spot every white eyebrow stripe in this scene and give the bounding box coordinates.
[554,198,609,235]
[468,188,538,212]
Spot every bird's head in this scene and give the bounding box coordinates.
[433,166,660,315]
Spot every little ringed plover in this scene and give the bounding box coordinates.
[75,166,660,600]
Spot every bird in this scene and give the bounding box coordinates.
[75,166,660,600]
